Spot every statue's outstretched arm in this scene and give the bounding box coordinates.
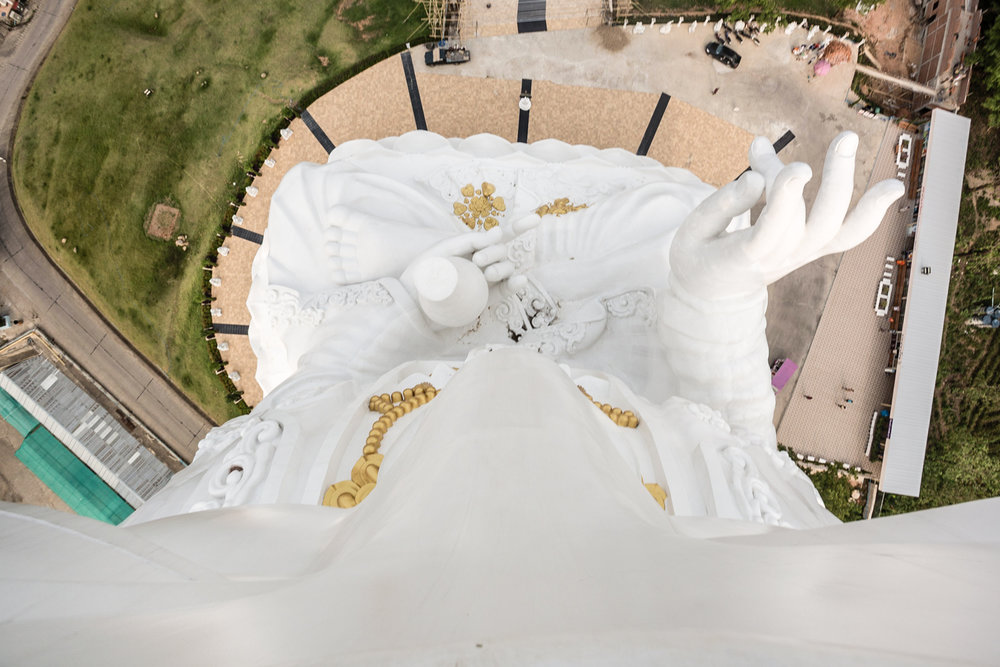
[660,132,904,436]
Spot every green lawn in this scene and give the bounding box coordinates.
[13,0,426,422]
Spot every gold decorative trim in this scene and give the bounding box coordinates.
[536,197,587,217]
[577,385,664,509]
[322,382,655,510]
[577,385,639,428]
[453,182,505,230]
[322,382,438,508]
[644,482,668,510]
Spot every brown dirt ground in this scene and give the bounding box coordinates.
[335,0,375,38]
[845,0,923,79]
[969,182,1000,230]
[144,203,180,240]
[595,24,630,52]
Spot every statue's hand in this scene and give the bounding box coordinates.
[397,229,502,328]
[670,131,905,302]
[469,214,543,292]
[400,226,502,286]
[397,218,541,327]
[399,212,543,292]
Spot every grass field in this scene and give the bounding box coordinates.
[13,0,427,422]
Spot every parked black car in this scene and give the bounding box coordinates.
[704,41,741,69]
[425,46,471,66]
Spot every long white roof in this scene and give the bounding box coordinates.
[881,109,970,497]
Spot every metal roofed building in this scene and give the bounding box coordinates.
[881,109,971,497]
[15,427,136,524]
[0,355,172,507]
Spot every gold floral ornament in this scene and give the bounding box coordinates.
[535,197,587,217]
[453,182,505,230]
[322,383,438,508]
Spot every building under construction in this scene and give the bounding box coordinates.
[856,0,981,117]
[417,0,466,44]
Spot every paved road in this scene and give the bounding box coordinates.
[0,0,213,462]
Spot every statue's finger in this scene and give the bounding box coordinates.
[679,170,764,243]
[429,226,501,259]
[748,136,785,194]
[802,132,858,254]
[472,243,508,267]
[484,261,515,283]
[746,162,811,262]
[822,179,905,255]
[513,214,543,235]
[470,225,504,249]
[507,274,528,292]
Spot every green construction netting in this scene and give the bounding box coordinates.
[15,428,134,525]
[0,386,40,436]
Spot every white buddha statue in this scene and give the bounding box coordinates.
[3,131,997,665]
[128,129,901,528]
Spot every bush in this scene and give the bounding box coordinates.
[810,468,863,521]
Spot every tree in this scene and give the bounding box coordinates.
[810,468,863,521]
[967,3,1000,126]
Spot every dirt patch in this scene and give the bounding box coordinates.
[144,203,181,241]
[352,15,375,37]
[966,169,994,189]
[967,181,1000,231]
[335,0,361,20]
[845,0,923,80]
[595,24,629,52]
[334,0,375,39]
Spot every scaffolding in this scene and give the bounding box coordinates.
[853,69,935,118]
[417,0,466,44]
[609,0,635,23]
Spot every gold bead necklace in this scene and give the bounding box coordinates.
[322,382,438,508]
[577,385,639,428]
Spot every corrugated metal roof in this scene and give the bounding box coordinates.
[881,109,971,497]
[0,356,172,506]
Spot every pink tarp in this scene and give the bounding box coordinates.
[814,59,832,76]
[771,358,798,391]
